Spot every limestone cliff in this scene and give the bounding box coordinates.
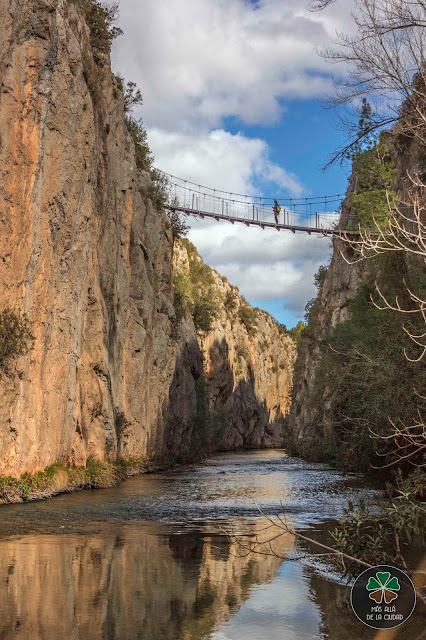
[288,190,376,451]
[171,241,296,451]
[288,136,426,470]
[0,0,295,479]
[0,0,183,475]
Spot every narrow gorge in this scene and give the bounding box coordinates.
[0,0,295,491]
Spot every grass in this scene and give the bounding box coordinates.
[0,457,170,504]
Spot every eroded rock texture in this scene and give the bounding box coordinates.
[0,0,179,473]
[0,0,295,476]
[171,243,296,450]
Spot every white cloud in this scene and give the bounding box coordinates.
[113,0,351,131]
[188,221,333,316]
[148,128,304,196]
[111,0,351,322]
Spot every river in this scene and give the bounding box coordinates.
[0,450,424,639]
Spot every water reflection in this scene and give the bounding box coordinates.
[0,522,287,640]
[0,451,424,639]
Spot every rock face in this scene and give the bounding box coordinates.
[288,192,376,448]
[288,138,425,462]
[0,0,295,477]
[171,242,296,451]
[0,0,181,475]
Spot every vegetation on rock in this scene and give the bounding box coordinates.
[173,240,220,332]
[238,302,258,336]
[71,0,122,63]
[295,255,426,475]
[350,137,397,230]
[0,309,34,370]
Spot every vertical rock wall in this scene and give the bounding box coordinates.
[0,0,178,474]
[0,0,295,477]
[171,243,296,451]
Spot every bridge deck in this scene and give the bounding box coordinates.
[169,206,353,237]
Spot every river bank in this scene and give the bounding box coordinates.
[3,449,425,640]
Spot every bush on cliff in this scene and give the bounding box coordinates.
[350,136,397,230]
[278,321,306,344]
[300,253,426,474]
[72,0,122,63]
[0,309,34,370]
[238,302,258,336]
[125,112,170,210]
[173,241,220,333]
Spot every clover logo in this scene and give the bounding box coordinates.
[366,571,401,604]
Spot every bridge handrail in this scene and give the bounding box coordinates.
[156,168,345,206]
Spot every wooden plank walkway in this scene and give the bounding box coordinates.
[168,206,353,237]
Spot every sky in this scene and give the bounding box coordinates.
[111,0,354,327]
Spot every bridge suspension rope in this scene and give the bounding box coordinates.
[156,169,354,236]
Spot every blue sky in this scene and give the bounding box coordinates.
[221,99,349,327]
[112,0,353,327]
[223,100,349,197]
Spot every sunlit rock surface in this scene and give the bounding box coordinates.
[0,523,285,640]
[0,0,295,477]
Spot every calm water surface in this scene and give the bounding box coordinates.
[0,450,424,640]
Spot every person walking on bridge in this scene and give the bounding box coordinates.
[273,199,281,224]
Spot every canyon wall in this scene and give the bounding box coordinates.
[170,242,296,452]
[288,135,426,469]
[0,0,295,477]
[288,190,376,452]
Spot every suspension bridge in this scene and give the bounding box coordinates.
[160,171,354,236]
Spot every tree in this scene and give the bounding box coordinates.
[167,198,189,243]
[123,81,143,113]
[318,0,426,166]
[340,173,426,469]
[315,0,426,469]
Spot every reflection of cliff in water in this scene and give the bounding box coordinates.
[307,560,426,640]
[0,522,285,640]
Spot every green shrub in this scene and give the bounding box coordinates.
[350,137,397,229]
[235,342,249,360]
[123,81,143,113]
[181,238,198,258]
[330,493,425,569]
[172,245,220,333]
[287,320,306,344]
[126,116,153,171]
[147,169,170,210]
[300,253,426,473]
[0,309,34,370]
[192,299,219,332]
[238,302,258,336]
[72,0,122,64]
[224,289,238,313]
[167,197,189,241]
[126,116,169,209]
[0,460,121,503]
[314,265,328,289]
